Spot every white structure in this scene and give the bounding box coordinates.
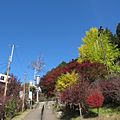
[36,75,40,85]
[35,76,40,103]
[29,81,35,86]
[0,73,10,83]
[19,91,23,98]
[29,91,32,100]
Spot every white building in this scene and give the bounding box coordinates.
[0,73,10,83]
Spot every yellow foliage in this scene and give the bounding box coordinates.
[56,71,79,92]
[78,27,120,72]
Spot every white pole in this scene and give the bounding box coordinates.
[36,90,39,103]
[36,76,40,103]
[9,45,15,62]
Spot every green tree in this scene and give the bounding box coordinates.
[109,23,120,50]
[30,86,36,93]
[57,61,67,68]
[5,99,16,119]
[78,27,120,72]
[116,23,120,42]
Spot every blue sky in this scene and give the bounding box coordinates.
[0,0,120,82]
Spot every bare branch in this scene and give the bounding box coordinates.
[31,56,45,73]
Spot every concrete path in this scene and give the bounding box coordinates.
[22,101,57,120]
[23,108,41,120]
[23,102,45,120]
[42,102,57,120]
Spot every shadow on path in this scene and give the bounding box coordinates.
[42,102,57,120]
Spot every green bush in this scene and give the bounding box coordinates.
[5,99,16,119]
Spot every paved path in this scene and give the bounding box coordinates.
[22,101,57,120]
[23,102,45,120]
[23,108,41,120]
[42,102,57,120]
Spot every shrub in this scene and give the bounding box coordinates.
[99,75,120,104]
[40,59,79,97]
[0,75,22,119]
[86,89,104,108]
[40,66,67,97]
[56,71,79,92]
[0,96,5,119]
[5,99,16,119]
[59,81,90,105]
[76,61,108,82]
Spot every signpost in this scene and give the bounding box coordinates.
[29,91,32,100]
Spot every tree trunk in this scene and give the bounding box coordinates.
[97,107,99,116]
[97,107,99,120]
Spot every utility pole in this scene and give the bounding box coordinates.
[22,73,26,112]
[4,45,15,98]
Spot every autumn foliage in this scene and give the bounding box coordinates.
[0,75,22,119]
[40,66,67,97]
[40,60,108,97]
[86,89,104,108]
[40,59,79,97]
[76,61,108,82]
[98,75,120,104]
[40,25,120,118]
[59,81,90,105]
[56,71,79,92]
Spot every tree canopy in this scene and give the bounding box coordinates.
[78,27,120,72]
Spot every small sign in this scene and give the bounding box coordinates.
[29,91,32,100]
[36,76,40,85]
[19,91,23,98]
[39,87,42,92]
[36,87,42,92]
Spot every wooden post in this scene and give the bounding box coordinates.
[4,62,10,98]
[97,107,99,120]
[79,103,83,120]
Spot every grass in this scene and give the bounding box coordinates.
[90,106,120,115]
[70,107,120,120]
[56,106,120,120]
[11,109,32,120]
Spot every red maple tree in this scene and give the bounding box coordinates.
[86,89,104,108]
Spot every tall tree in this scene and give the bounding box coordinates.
[57,61,67,68]
[116,23,120,42]
[115,23,120,65]
[109,23,120,50]
[78,27,120,72]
